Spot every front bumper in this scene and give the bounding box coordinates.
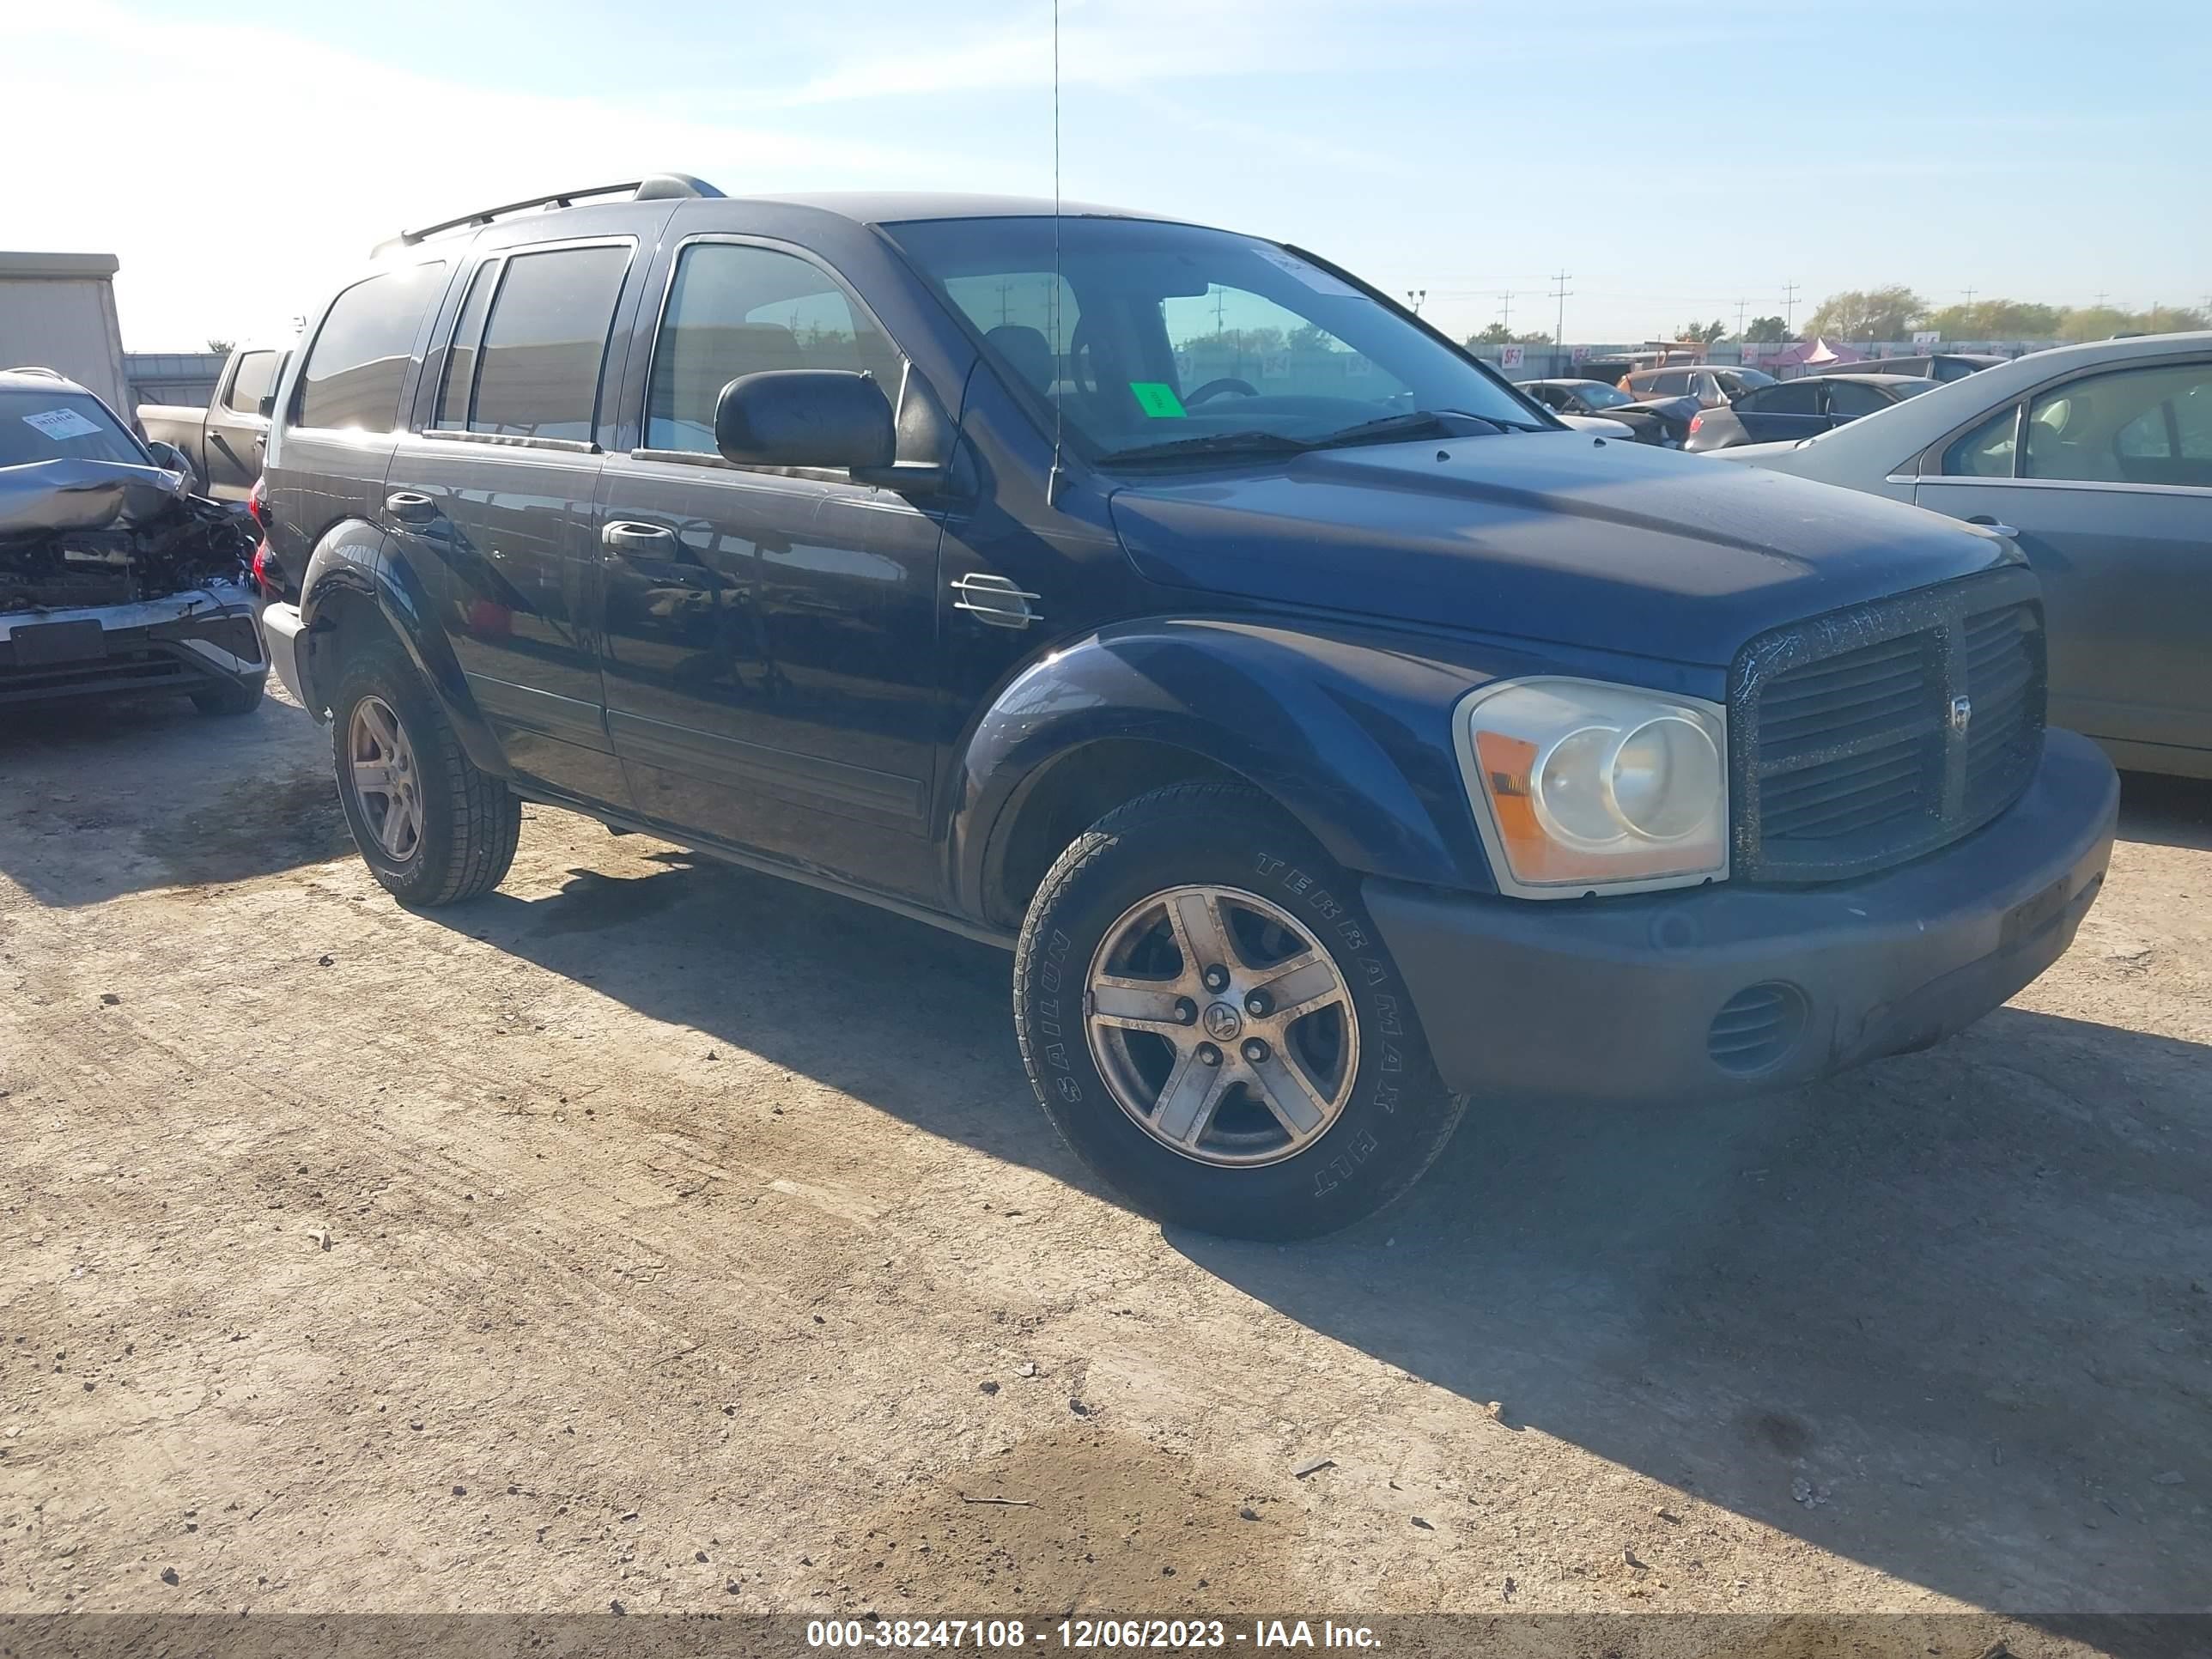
[1364,727,2118,1104]
[0,580,266,706]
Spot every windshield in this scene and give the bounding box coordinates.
[887,216,1546,463]
[1573,381,1633,409]
[0,388,145,468]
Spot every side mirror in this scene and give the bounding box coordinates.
[714,370,894,471]
[144,439,191,476]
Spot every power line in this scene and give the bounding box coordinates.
[1549,269,1573,349]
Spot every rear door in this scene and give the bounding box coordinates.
[1734,380,1828,441]
[1915,355,2212,765]
[384,236,643,805]
[204,348,281,499]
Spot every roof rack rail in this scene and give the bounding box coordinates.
[373,173,724,256]
[6,365,67,380]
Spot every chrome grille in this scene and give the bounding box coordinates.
[1731,569,2045,884]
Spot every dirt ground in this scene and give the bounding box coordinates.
[2,689,2207,1641]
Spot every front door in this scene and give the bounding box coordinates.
[1916,356,2212,765]
[594,236,945,896]
[204,348,281,500]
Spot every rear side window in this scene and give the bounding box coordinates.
[467,244,632,442]
[224,350,280,416]
[1754,381,1822,415]
[295,263,447,432]
[1942,404,2020,476]
[1823,380,1890,418]
[1647,370,1688,394]
[646,241,902,454]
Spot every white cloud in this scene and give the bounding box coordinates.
[0,3,1015,347]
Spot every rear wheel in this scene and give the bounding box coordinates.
[1014,782,1468,1239]
[331,642,519,905]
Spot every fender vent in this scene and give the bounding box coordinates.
[1707,981,1809,1076]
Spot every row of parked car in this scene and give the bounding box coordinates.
[0,173,2196,1238]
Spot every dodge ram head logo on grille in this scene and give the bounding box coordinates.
[1950,695,1973,734]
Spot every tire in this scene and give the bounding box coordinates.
[330,641,520,906]
[189,677,264,717]
[1013,782,1468,1240]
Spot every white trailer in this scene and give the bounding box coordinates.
[0,252,131,416]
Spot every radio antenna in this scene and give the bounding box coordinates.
[1047,0,1066,506]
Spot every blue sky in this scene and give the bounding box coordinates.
[6,0,2207,348]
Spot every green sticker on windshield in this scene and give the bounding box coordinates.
[1129,380,1188,419]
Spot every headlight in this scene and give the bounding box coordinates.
[1455,678,1728,896]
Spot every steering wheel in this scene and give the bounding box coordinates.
[1185,377,1259,404]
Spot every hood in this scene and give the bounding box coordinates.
[1107,432,2017,668]
[0,457,191,536]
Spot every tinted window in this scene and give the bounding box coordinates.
[470,244,631,442]
[1753,381,1823,415]
[1648,370,1689,394]
[2033,361,2212,485]
[0,388,143,466]
[647,241,903,454]
[224,350,280,416]
[434,260,498,430]
[1942,404,2019,477]
[295,263,447,432]
[1823,381,1891,418]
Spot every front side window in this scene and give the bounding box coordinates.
[888,216,1540,464]
[466,244,630,442]
[1576,381,1632,410]
[224,350,280,416]
[2027,362,2212,484]
[295,262,447,432]
[646,240,903,455]
[0,388,143,466]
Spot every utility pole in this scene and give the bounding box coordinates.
[1782,280,1800,335]
[1549,269,1572,351]
[1498,289,1515,333]
[1735,297,1748,337]
[1405,289,1426,317]
[1961,287,1978,310]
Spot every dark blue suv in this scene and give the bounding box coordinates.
[258,175,2118,1238]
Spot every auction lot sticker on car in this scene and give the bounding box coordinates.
[1254,247,1360,297]
[22,407,104,441]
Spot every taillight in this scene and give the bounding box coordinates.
[247,477,271,533]
[250,539,274,598]
[1688,413,1704,434]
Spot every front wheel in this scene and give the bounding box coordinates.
[1013,783,1468,1240]
[331,641,520,905]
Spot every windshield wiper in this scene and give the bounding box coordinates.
[1103,430,1316,465]
[1304,409,1505,448]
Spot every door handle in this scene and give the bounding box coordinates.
[602,520,677,556]
[950,571,1042,629]
[1965,517,2021,538]
[384,490,438,526]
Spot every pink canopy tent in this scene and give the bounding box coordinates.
[1759,337,1862,370]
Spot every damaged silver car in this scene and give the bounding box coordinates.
[1,368,266,715]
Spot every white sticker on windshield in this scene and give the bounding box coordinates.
[1254,248,1360,298]
[22,407,104,441]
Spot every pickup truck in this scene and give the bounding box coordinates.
[137,343,286,502]
[255,176,2118,1240]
